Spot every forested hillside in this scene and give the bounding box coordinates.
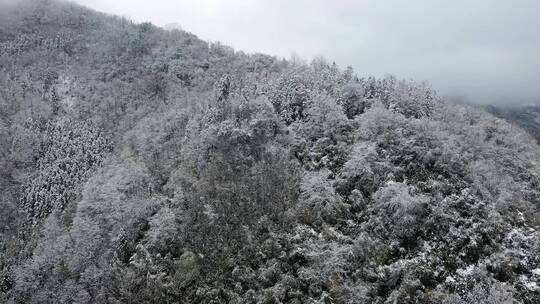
[1,1,539,303]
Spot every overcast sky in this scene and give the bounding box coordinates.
[71,0,540,105]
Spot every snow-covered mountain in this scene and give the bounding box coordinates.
[1,1,539,303]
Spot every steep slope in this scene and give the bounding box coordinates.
[1,1,539,303]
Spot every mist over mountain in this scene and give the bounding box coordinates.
[487,105,540,144]
[0,1,539,304]
[69,0,540,107]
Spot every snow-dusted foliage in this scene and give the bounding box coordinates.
[20,119,110,225]
[0,1,538,303]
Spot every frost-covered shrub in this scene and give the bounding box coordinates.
[290,96,354,172]
[268,73,312,124]
[296,170,349,227]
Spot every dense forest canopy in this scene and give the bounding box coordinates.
[0,1,539,303]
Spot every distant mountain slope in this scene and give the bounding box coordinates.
[1,1,539,304]
[487,105,540,144]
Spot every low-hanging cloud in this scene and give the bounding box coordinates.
[71,0,540,105]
